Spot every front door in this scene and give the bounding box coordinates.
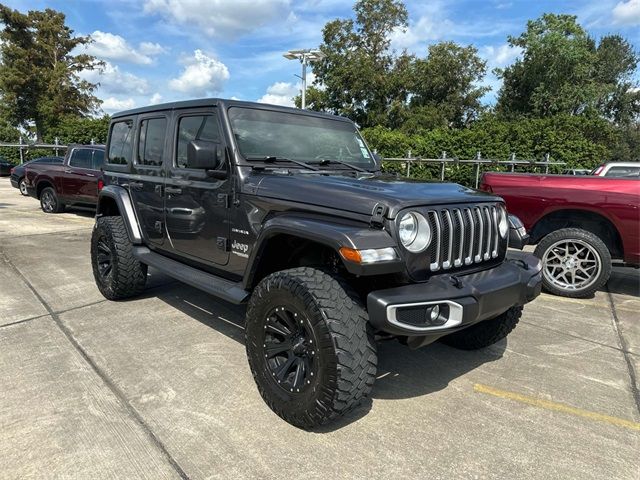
[164,109,230,265]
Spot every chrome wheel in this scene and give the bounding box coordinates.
[41,190,55,212]
[542,239,601,292]
[19,179,28,195]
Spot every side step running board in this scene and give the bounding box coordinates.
[133,247,249,304]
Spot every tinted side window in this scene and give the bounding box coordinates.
[69,149,92,168]
[92,150,105,170]
[108,121,134,165]
[605,166,640,177]
[176,115,220,168]
[138,118,167,166]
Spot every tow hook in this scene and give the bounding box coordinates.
[450,275,464,289]
[509,258,529,270]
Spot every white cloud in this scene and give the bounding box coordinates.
[80,62,151,95]
[169,50,230,95]
[258,81,299,106]
[143,0,291,37]
[612,0,640,25]
[84,31,165,65]
[101,97,136,113]
[480,43,521,69]
[150,93,163,104]
[139,41,167,56]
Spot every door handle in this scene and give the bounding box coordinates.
[64,169,73,173]
[85,173,96,177]
[165,186,182,195]
[129,181,144,191]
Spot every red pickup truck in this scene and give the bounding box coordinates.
[25,144,105,213]
[481,172,640,297]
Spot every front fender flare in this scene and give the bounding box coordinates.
[243,215,403,287]
[97,185,143,244]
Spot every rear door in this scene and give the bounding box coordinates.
[129,114,169,247]
[164,108,230,265]
[62,148,100,203]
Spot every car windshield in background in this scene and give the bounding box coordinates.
[228,107,376,171]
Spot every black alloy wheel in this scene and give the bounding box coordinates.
[95,238,114,282]
[262,305,317,394]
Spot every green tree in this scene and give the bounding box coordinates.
[0,6,102,140]
[496,14,640,123]
[406,42,489,131]
[308,0,411,128]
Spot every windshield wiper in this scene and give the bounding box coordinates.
[246,155,319,171]
[315,158,367,172]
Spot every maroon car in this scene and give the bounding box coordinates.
[481,172,640,297]
[25,144,105,213]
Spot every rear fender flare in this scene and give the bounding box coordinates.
[97,185,143,244]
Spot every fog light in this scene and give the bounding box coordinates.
[429,305,440,321]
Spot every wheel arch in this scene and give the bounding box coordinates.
[530,209,624,259]
[35,179,55,198]
[243,215,401,289]
[97,185,143,244]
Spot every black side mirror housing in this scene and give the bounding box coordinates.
[187,140,222,170]
[508,214,529,250]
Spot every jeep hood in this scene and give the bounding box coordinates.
[254,173,501,218]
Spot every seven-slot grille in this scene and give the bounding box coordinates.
[425,204,502,271]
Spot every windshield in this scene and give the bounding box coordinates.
[228,107,377,170]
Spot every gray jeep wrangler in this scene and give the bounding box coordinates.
[91,99,542,428]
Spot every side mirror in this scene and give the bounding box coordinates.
[187,140,222,170]
[508,214,529,250]
[373,153,382,163]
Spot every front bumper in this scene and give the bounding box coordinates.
[10,177,19,189]
[367,250,542,337]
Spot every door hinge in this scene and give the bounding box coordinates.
[370,203,387,229]
[216,237,229,251]
[154,221,162,233]
[217,194,230,208]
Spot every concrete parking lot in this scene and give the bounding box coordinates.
[0,176,638,479]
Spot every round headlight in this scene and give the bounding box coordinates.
[498,206,509,238]
[399,211,432,253]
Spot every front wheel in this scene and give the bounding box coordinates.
[534,228,611,298]
[19,178,28,196]
[245,267,377,428]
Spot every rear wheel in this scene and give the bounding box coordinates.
[19,178,28,196]
[91,216,147,300]
[441,306,522,350]
[534,228,611,298]
[245,267,377,428]
[40,187,64,213]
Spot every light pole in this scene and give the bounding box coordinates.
[283,49,325,109]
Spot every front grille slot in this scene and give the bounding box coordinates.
[427,204,501,272]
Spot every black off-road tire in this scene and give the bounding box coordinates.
[91,216,147,300]
[245,267,377,429]
[40,186,65,213]
[441,306,522,350]
[534,228,611,298]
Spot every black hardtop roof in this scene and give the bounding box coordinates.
[111,98,354,123]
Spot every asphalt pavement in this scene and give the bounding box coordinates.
[0,177,638,479]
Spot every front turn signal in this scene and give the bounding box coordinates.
[339,247,398,264]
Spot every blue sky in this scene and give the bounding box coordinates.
[3,0,640,114]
